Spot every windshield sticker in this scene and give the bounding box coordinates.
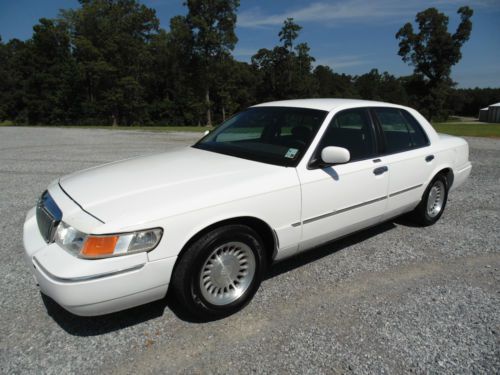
[285,148,299,159]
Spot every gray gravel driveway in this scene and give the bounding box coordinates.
[0,127,499,374]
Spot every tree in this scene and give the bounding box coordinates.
[212,58,258,121]
[22,18,79,124]
[185,0,239,126]
[252,18,316,100]
[396,6,473,119]
[0,38,31,122]
[0,36,8,120]
[279,17,302,52]
[62,0,160,125]
[293,42,317,97]
[448,87,500,117]
[354,69,408,104]
[280,18,299,92]
[144,18,200,125]
[312,66,356,98]
[0,1,490,126]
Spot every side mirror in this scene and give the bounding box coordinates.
[321,146,350,165]
[203,130,210,136]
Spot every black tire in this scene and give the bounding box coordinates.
[410,174,449,226]
[171,224,267,320]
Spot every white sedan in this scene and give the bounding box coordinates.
[23,99,472,319]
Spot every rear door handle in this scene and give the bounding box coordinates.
[425,155,434,162]
[373,166,388,175]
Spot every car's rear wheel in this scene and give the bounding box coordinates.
[171,224,266,320]
[411,174,449,226]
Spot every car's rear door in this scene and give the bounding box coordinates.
[295,108,389,250]
[370,107,434,219]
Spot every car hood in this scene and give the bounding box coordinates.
[59,147,295,229]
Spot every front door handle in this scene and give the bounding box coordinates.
[373,166,388,175]
[425,155,435,162]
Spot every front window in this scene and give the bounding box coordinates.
[194,107,328,167]
[317,108,377,161]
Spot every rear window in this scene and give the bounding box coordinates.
[374,108,429,154]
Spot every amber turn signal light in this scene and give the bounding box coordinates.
[81,236,119,257]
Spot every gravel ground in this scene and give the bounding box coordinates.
[0,127,498,374]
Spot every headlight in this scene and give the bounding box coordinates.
[54,222,86,254]
[54,222,162,259]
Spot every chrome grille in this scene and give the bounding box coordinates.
[36,191,62,243]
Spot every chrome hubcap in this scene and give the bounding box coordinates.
[427,180,445,218]
[199,241,256,306]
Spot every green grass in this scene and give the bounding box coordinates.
[3,121,500,138]
[432,122,500,138]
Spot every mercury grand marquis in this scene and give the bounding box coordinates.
[23,99,472,319]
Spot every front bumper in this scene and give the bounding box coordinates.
[23,206,175,316]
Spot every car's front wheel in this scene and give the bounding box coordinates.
[171,224,267,320]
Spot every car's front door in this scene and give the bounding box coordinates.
[296,108,389,250]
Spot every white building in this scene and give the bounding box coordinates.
[479,102,500,123]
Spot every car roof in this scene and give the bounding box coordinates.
[252,98,402,112]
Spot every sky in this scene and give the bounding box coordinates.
[1,0,499,88]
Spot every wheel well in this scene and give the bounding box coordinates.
[175,217,277,265]
[437,168,454,188]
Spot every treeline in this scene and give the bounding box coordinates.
[0,0,498,126]
[447,88,500,117]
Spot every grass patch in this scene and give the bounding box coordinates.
[4,122,500,138]
[432,122,500,138]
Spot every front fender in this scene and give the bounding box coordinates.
[147,186,302,261]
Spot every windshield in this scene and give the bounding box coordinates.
[193,107,328,167]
